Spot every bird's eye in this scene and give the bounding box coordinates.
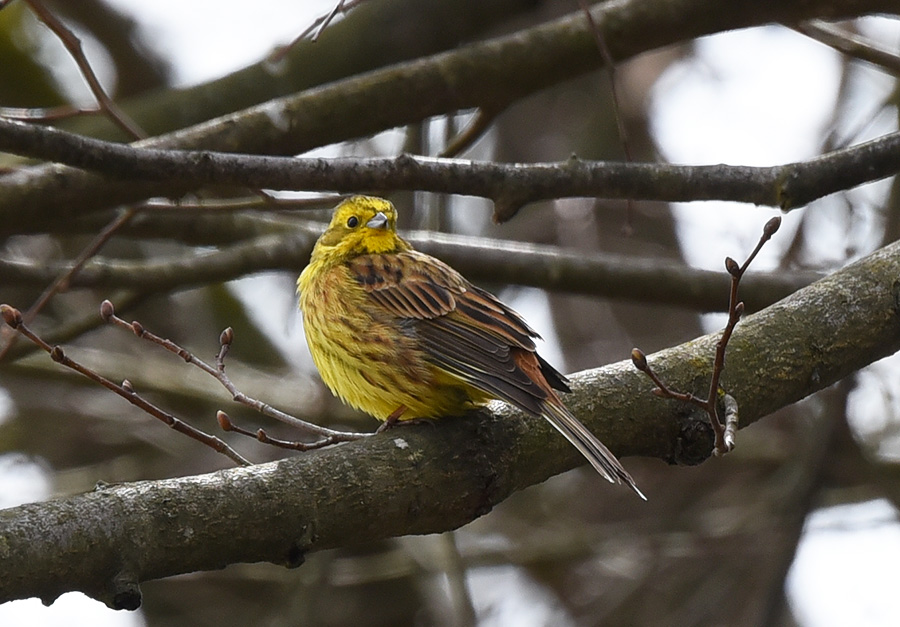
[346,216,359,228]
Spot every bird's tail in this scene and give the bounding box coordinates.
[541,399,646,500]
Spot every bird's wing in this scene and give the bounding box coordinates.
[349,250,463,320]
[350,250,644,497]
[348,251,568,415]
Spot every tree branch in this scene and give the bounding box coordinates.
[795,20,900,75]
[0,225,822,313]
[1,119,898,226]
[2,236,899,607]
[57,0,542,141]
[0,0,894,233]
[22,0,146,139]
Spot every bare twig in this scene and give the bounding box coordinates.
[99,300,370,447]
[578,0,637,231]
[23,0,146,139]
[632,217,782,455]
[217,410,349,451]
[706,217,783,451]
[0,303,250,466]
[629,348,707,409]
[439,109,498,158]
[267,0,369,63]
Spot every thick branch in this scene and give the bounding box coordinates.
[1,120,898,224]
[0,0,894,233]
[0,226,821,312]
[57,0,542,141]
[2,236,899,607]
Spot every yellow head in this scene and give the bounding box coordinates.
[311,196,409,265]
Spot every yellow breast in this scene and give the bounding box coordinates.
[298,262,482,421]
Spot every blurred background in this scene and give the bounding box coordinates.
[0,1,899,625]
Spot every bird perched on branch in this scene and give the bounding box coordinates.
[298,196,643,498]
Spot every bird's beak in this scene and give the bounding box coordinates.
[366,212,389,230]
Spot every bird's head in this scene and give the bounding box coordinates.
[312,196,408,262]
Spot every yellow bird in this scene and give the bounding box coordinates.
[298,196,642,498]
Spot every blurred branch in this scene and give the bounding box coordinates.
[60,0,545,141]
[22,0,146,139]
[0,208,135,361]
[796,20,900,75]
[0,230,315,293]
[758,381,852,625]
[0,104,102,122]
[0,0,895,233]
[438,108,497,158]
[0,226,822,313]
[45,0,170,97]
[1,119,899,225]
[577,0,637,228]
[2,235,899,607]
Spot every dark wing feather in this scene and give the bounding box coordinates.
[416,318,546,415]
[536,353,570,393]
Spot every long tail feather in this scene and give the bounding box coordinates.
[542,400,646,500]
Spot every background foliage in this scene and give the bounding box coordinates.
[1,1,899,625]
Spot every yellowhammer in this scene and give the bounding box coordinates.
[298,196,642,498]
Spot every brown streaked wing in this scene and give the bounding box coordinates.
[350,251,538,347]
[448,286,571,394]
[348,250,571,413]
[349,251,463,320]
[454,285,537,349]
[348,249,571,412]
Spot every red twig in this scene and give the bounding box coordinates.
[100,300,369,448]
[632,217,782,455]
[0,303,250,466]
